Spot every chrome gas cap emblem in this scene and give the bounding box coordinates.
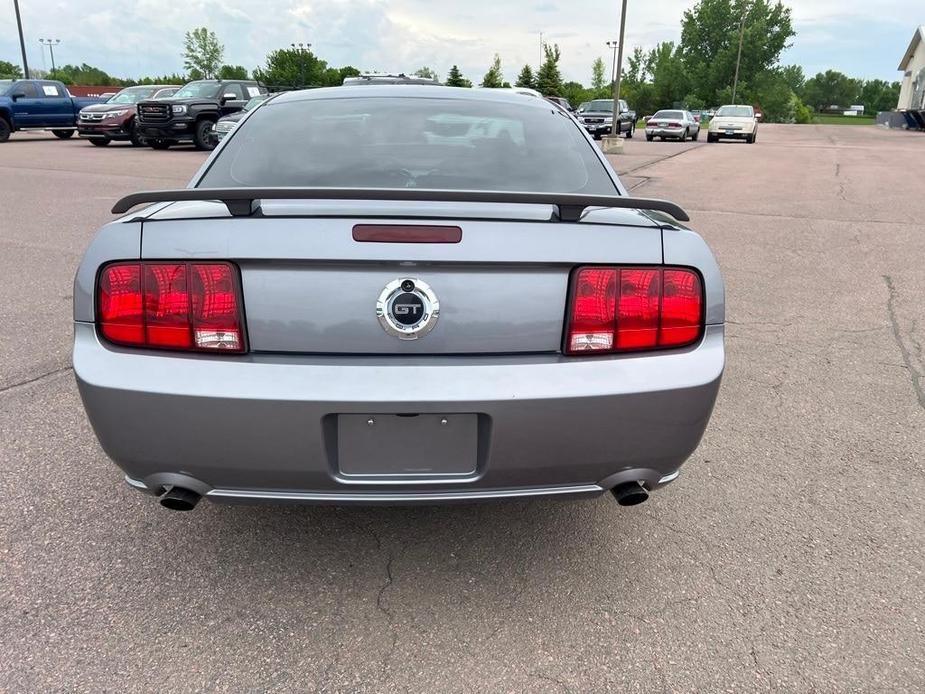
[376,278,440,340]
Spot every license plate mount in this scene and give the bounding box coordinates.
[337,414,478,477]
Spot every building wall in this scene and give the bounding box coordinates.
[898,35,925,110]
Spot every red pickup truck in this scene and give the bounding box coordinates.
[77,84,180,146]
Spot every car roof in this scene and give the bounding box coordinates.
[270,85,557,109]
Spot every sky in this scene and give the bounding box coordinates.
[1,1,921,85]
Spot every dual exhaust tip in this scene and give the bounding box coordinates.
[158,482,649,511]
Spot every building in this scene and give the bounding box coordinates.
[897,25,925,110]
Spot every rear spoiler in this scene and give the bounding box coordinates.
[111,187,690,223]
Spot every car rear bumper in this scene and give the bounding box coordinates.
[646,127,687,137]
[73,322,724,504]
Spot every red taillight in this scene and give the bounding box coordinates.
[566,266,703,355]
[98,262,244,353]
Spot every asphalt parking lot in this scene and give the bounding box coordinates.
[2,126,923,692]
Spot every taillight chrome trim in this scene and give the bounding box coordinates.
[95,260,248,354]
[563,265,705,356]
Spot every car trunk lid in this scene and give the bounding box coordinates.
[140,202,663,355]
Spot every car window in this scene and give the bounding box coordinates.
[173,82,223,99]
[38,82,64,97]
[223,84,245,100]
[716,106,754,118]
[109,87,155,104]
[153,88,178,99]
[585,100,614,113]
[201,96,618,195]
[653,111,684,120]
[16,82,40,98]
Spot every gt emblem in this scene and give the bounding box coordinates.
[376,278,440,340]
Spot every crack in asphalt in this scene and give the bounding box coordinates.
[616,142,707,177]
[883,275,925,410]
[0,366,72,396]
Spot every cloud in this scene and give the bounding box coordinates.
[0,0,918,84]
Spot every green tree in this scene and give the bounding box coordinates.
[802,70,860,110]
[253,47,330,88]
[183,27,224,79]
[0,60,24,79]
[858,79,901,114]
[218,64,248,80]
[591,57,606,91]
[49,63,125,86]
[413,66,438,81]
[749,68,794,121]
[648,42,689,108]
[791,93,813,123]
[680,0,795,105]
[515,64,535,89]
[781,64,805,97]
[445,64,472,87]
[560,81,589,108]
[481,54,504,88]
[536,43,563,96]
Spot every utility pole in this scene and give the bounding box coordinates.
[732,11,746,103]
[39,38,61,75]
[606,40,619,85]
[611,0,628,119]
[291,42,311,88]
[13,0,30,78]
[539,32,544,64]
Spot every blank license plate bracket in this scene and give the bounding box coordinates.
[337,414,478,477]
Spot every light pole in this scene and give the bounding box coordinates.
[731,11,746,103]
[611,0,628,123]
[539,31,544,64]
[291,42,311,88]
[606,40,619,85]
[13,0,30,78]
[39,38,61,75]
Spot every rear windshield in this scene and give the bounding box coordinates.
[653,110,684,119]
[716,106,753,118]
[200,96,618,194]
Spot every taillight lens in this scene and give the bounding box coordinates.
[566,266,703,355]
[98,261,245,353]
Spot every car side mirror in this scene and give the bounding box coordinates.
[222,93,236,103]
[11,91,26,101]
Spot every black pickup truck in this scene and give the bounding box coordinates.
[135,79,268,150]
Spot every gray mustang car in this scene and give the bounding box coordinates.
[73,86,724,511]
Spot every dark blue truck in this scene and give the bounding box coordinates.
[0,79,103,142]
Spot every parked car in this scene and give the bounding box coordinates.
[74,86,724,512]
[77,85,180,146]
[135,79,268,150]
[645,110,701,142]
[707,104,758,143]
[0,79,103,142]
[213,94,272,140]
[576,98,636,139]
